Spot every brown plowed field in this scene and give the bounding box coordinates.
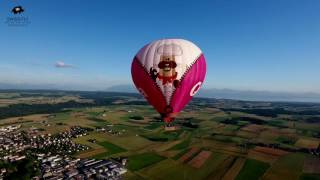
[188,150,212,168]
[178,147,199,163]
[303,156,320,174]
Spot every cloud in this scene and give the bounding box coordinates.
[54,61,74,68]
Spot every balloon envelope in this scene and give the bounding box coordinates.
[131,39,206,123]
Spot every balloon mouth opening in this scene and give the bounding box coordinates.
[162,112,180,129]
[162,106,176,125]
[163,116,174,123]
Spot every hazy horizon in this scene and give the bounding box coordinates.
[1,81,320,94]
[1,83,320,103]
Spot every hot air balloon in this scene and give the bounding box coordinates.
[131,39,206,129]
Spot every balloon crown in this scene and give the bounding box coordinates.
[156,44,183,56]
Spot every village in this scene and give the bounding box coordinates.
[0,125,128,179]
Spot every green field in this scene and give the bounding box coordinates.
[139,152,230,180]
[300,174,320,180]
[144,122,163,130]
[93,141,127,158]
[236,159,270,180]
[169,134,192,150]
[127,152,166,171]
[141,130,183,142]
[172,148,190,160]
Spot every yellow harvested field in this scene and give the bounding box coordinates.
[0,114,50,127]
[195,139,245,157]
[158,150,181,158]
[295,138,320,149]
[76,148,106,158]
[155,140,183,152]
[236,130,258,139]
[0,96,92,107]
[0,99,17,106]
[241,124,265,133]
[254,146,289,156]
[248,149,279,164]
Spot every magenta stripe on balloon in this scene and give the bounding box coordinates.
[170,54,207,113]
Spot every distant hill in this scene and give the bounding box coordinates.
[0,83,97,91]
[199,88,320,103]
[1,83,319,103]
[105,84,137,93]
[0,83,57,90]
[106,84,320,103]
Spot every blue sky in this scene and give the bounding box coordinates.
[0,0,319,92]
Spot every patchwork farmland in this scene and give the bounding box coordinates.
[0,90,320,179]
